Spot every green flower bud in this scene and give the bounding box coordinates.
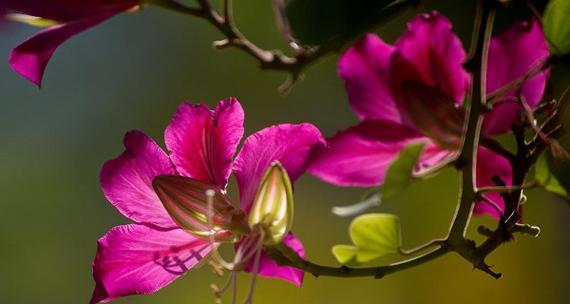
[248,161,294,245]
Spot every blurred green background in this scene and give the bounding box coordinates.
[1,1,570,303]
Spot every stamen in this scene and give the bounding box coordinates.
[243,229,265,304]
[207,189,236,271]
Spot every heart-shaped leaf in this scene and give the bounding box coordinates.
[276,0,414,45]
[332,213,401,264]
[535,151,569,199]
[543,0,570,55]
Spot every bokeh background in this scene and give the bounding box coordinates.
[1,1,570,303]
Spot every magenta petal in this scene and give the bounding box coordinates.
[308,120,427,187]
[0,0,137,21]
[91,224,212,304]
[100,131,177,228]
[9,10,120,86]
[338,34,402,123]
[234,123,324,211]
[473,148,513,219]
[484,19,550,135]
[243,233,305,286]
[165,98,244,188]
[394,11,469,103]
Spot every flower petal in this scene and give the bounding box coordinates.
[484,19,550,135]
[338,34,401,123]
[234,123,324,211]
[0,0,137,21]
[100,130,177,228]
[9,10,120,86]
[243,233,305,286]
[308,120,439,187]
[394,11,469,103]
[473,148,513,219]
[91,224,212,303]
[165,98,244,188]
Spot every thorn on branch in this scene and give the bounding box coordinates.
[475,262,502,279]
[477,225,494,237]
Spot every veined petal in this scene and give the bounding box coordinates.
[308,120,430,187]
[484,19,550,135]
[338,34,402,123]
[474,148,513,219]
[234,123,324,212]
[394,11,469,104]
[242,233,305,286]
[100,131,177,228]
[9,10,122,86]
[165,98,244,188]
[91,224,212,303]
[398,80,465,149]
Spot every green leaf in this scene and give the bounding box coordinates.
[277,0,413,45]
[383,143,425,199]
[543,0,570,55]
[535,151,569,198]
[332,213,401,264]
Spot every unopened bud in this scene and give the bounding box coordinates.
[153,175,247,242]
[248,162,294,245]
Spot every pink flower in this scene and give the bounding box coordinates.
[91,98,324,303]
[309,12,549,219]
[0,0,140,86]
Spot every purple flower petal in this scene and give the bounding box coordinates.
[91,224,212,303]
[338,34,402,123]
[484,19,550,135]
[165,98,244,188]
[473,148,513,219]
[100,131,177,229]
[9,10,121,86]
[394,11,469,104]
[0,0,137,21]
[234,123,324,212]
[308,120,433,187]
[242,233,305,286]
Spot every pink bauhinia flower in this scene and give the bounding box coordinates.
[91,98,324,303]
[309,11,550,219]
[0,0,140,86]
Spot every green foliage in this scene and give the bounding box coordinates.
[277,0,412,45]
[332,213,401,264]
[383,143,425,199]
[535,151,569,199]
[543,0,570,55]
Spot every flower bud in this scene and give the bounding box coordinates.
[248,161,294,245]
[153,175,247,242]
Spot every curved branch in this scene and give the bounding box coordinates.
[266,242,449,279]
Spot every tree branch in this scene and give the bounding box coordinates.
[145,0,417,92]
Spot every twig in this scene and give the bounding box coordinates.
[145,0,417,92]
[266,243,449,279]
